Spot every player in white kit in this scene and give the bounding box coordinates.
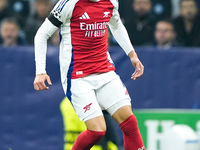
[33,0,145,149]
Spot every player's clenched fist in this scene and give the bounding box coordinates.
[33,74,52,91]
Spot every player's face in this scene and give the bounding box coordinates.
[181,1,198,21]
[1,22,18,45]
[155,22,175,45]
[133,0,152,17]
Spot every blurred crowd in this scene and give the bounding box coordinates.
[117,0,200,49]
[0,0,200,49]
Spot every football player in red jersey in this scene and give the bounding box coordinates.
[33,0,145,149]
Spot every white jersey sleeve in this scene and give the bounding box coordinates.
[34,19,58,75]
[48,0,69,26]
[109,0,134,55]
[48,0,76,27]
[35,0,74,75]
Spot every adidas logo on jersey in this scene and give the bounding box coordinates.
[79,12,90,19]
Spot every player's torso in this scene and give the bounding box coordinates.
[61,0,116,79]
[70,0,114,39]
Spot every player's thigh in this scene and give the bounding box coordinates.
[112,105,133,124]
[85,115,106,131]
[96,72,131,114]
[71,78,103,124]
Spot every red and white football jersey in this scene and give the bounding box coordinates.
[48,0,119,81]
[45,0,123,96]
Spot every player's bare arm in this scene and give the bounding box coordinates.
[33,74,52,91]
[128,50,144,80]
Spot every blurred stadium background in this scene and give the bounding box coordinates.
[0,0,200,150]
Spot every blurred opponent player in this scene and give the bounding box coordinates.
[33,0,145,149]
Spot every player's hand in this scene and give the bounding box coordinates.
[128,51,144,80]
[33,74,52,91]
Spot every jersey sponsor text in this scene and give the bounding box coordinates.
[80,22,109,37]
[80,22,109,31]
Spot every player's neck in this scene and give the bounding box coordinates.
[89,0,100,2]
